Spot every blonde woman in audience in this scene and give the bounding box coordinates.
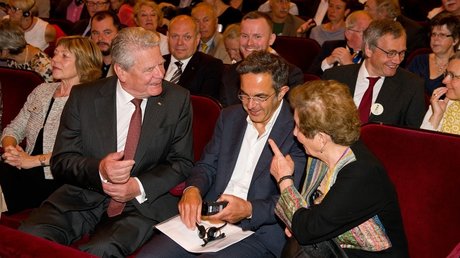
[134,0,169,55]
[302,0,351,46]
[223,23,242,64]
[421,52,460,135]
[0,36,102,213]
[0,19,53,82]
[6,0,56,51]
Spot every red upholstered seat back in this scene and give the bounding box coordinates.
[360,123,460,258]
[271,36,321,73]
[0,67,44,130]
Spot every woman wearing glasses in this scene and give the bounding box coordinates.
[407,13,460,95]
[421,52,460,135]
[6,0,56,51]
[269,80,408,257]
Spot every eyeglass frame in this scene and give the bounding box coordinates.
[196,222,227,247]
[444,70,460,81]
[85,1,109,8]
[430,32,453,39]
[373,45,406,59]
[237,91,277,104]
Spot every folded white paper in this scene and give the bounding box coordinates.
[155,215,254,253]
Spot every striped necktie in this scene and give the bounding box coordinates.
[170,61,183,84]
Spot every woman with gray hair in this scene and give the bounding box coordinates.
[0,19,53,82]
[0,36,102,213]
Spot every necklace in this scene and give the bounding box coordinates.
[434,56,448,73]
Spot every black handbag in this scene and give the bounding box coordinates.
[281,237,348,258]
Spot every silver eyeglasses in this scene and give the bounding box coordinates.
[374,45,406,59]
[237,92,276,104]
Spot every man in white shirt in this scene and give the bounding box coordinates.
[137,51,306,258]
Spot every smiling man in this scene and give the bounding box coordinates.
[137,50,306,258]
[19,27,194,257]
[323,19,425,127]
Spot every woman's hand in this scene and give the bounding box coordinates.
[2,145,40,169]
[429,87,449,129]
[268,139,294,187]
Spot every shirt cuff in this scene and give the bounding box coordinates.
[134,177,147,204]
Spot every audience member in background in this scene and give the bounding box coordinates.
[269,80,408,257]
[265,0,305,36]
[54,0,89,23]
[0,36,102,214]
[0,19,53,82]
[309,10,372,75]
[408,13,459,95]
[221,11,304,106]
[308,0,351,46]
[323,19,425,127]
[258,0,298,15]
[6,0,56,51]
[72,0,110,36]
[110,0,135,27]
[90,10,121,77]
[204,0,243,32]
[428,0,460,19]
[364,0,428,60]
[164,15,224,100]
[137,51,306,258]
[134,0,169,55]
[18,27,194,257]
[192,3,232,64]
[223,23,242,63]
[421,52,460,135]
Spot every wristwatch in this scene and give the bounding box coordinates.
[39,155,47,167]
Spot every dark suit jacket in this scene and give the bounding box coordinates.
[322,64,426,127]
[220,58,304,107]
[186,102,307,257]
[164,52,224,100]
[49,76,194,222]
[308,39,347,76]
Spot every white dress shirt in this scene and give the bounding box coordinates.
[164,55,192,82]
[223,100,283,200]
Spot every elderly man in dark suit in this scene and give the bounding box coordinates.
[323,19,426,127]
[19,27,194,257]
[308,10,372,76]
[138,51,307,258]
[163,14,224,100]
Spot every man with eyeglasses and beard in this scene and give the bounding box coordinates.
[323,19,425,127]
[137,51,306,258]
[90,10,122,77]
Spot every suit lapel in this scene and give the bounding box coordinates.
[94,77,118,155]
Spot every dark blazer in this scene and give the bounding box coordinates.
[308,39,347,76]
[186,102,307,257]
[163,52,224,100]
[49,76,194,222]
[220,58,304,107]
[322,64,426,127]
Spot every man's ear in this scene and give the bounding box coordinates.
[114,63,126,82]
[277,85,290,100]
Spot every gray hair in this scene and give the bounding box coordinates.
[111,27,160,70]
[236,51,288,93]
[363,19,405,50]
[0,19,27,55]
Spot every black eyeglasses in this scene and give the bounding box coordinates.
[196,222,227,247]
[374,45,406,59]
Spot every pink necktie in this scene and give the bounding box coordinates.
[107,98,142,217]
[358,77,380,124]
